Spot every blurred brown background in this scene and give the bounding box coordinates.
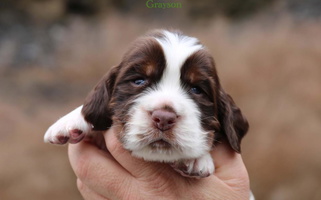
[1,0,321,199]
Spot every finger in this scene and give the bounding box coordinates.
[212,141,241,168]
[211,141,249,186]
[104,126,176,178]
[68,141,134,198]
[77,179,108,200]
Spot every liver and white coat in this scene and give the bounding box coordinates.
[44,30,249,179]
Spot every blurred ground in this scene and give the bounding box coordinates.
[1,1,321,200]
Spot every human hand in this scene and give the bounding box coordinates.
[68,127,251,200]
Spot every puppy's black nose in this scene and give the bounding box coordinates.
[152,109,177,131]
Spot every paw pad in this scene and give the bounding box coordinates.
[57,136,69,144]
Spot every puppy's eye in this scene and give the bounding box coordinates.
[190,86,202,95]
[132,79,146,86]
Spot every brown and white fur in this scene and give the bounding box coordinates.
[44,30,249,180]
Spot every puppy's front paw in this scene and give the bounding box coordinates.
[171,153,214,178]
[44,106,91,145]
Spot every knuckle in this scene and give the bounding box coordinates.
[106,134,126,156]
[105,176,135,199]
[139,173,180,199]
[238,165,250,186]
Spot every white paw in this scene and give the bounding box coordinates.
[171,153,214,178]
[44,106,92,144]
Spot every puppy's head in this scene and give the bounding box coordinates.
[82,30,249,162]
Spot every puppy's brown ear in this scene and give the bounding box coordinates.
[81,66,120,131]
[218,89,249,153]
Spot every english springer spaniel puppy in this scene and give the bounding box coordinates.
[44,29,249,179]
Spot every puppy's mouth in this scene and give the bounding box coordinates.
[149,139,172,150]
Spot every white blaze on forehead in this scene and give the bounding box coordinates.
[155,30,203,87]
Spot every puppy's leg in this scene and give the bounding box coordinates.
[44,106,92,144]
[171,153,215,178]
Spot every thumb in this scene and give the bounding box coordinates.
[211,141,250,188]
